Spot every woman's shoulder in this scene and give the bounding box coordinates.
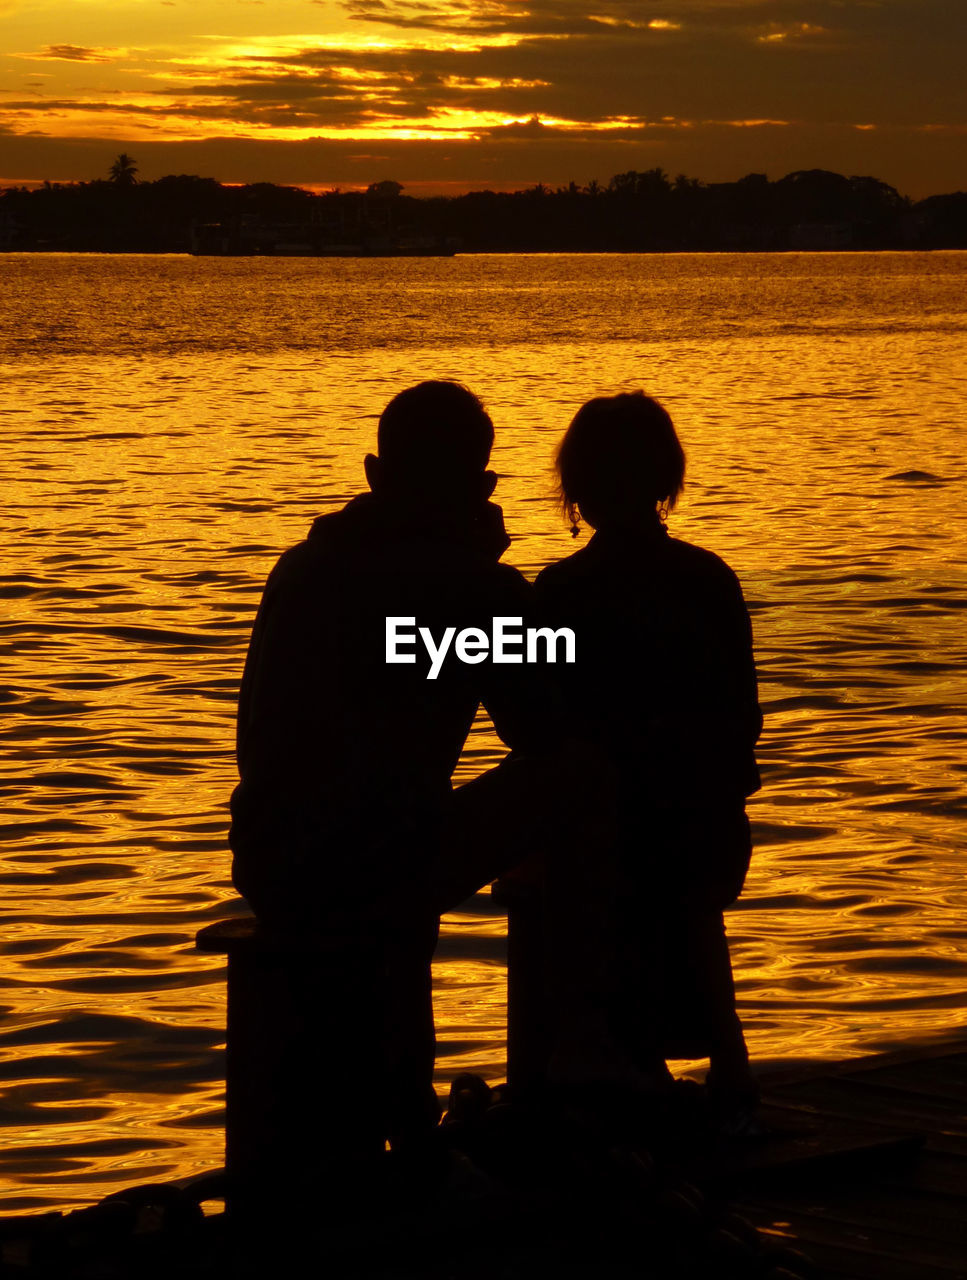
[536,533,744,601]
[663,537,750,614]
[665,535,737,578]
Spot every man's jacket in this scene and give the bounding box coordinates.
[229,493,556,917]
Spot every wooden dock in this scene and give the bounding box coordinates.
[193,913,967,1277]
[1,1037,965,1278]
[716,1037,967,1279]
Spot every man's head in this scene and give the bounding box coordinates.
[365,381,497,510]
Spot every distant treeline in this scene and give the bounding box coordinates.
[1,167,965,254]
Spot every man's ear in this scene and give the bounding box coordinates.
[481,469,498,500]
[364,453,381,494]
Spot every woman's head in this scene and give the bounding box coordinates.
[556,391,685,532]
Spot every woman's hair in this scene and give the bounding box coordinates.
[555,391,686,529]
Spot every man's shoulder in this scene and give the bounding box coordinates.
[261,524,532,620]
[262,501,364,586]
[490,559,529,584]
[488,559,532,599]
[448,558,532,615]
[264,537,322,588]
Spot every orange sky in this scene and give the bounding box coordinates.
[1,1,963,195]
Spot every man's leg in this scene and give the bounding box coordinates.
[381,915,443,1152]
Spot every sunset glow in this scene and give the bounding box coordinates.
[1,2,963,196]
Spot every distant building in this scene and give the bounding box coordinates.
[0,205,20,249]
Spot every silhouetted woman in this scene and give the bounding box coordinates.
[535,391,762,1124]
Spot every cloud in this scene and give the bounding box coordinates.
[2,115,961,201]
[333,0,753,38]
[336,0,963,53]
[38,45,120,63]
[159,2,954,134]
[339,0,603,36]
[336,0,699,37]
[1,0,963,196]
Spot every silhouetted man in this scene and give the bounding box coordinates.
[229,381,560,1198]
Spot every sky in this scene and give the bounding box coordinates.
[1,0,964,196]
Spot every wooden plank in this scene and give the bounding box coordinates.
[700,1108,923,1184]
[881,1172,967,1218]
[765,1079,967,1135]
[752,1039,967,1090]
[886,1154,967,1201]
[736,1187,967,1268]
[861,1061,967,1101]
[735,1205,967,1280]
[771,1066,967,1110]
[830,1071,967,1116]
[726,1045,967,1279]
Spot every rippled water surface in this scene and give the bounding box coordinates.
[1,251,966,1211]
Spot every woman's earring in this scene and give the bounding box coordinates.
[570,520,580,538]
[657,500,669,526]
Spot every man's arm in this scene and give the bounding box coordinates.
[229,544,345,892]
[478,567,567,756]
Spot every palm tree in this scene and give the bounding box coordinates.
[608,171,640,196]
[109,154,138,186]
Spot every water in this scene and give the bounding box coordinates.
[1,251,966,1212]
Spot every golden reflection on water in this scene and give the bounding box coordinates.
[1,251,966,1210]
